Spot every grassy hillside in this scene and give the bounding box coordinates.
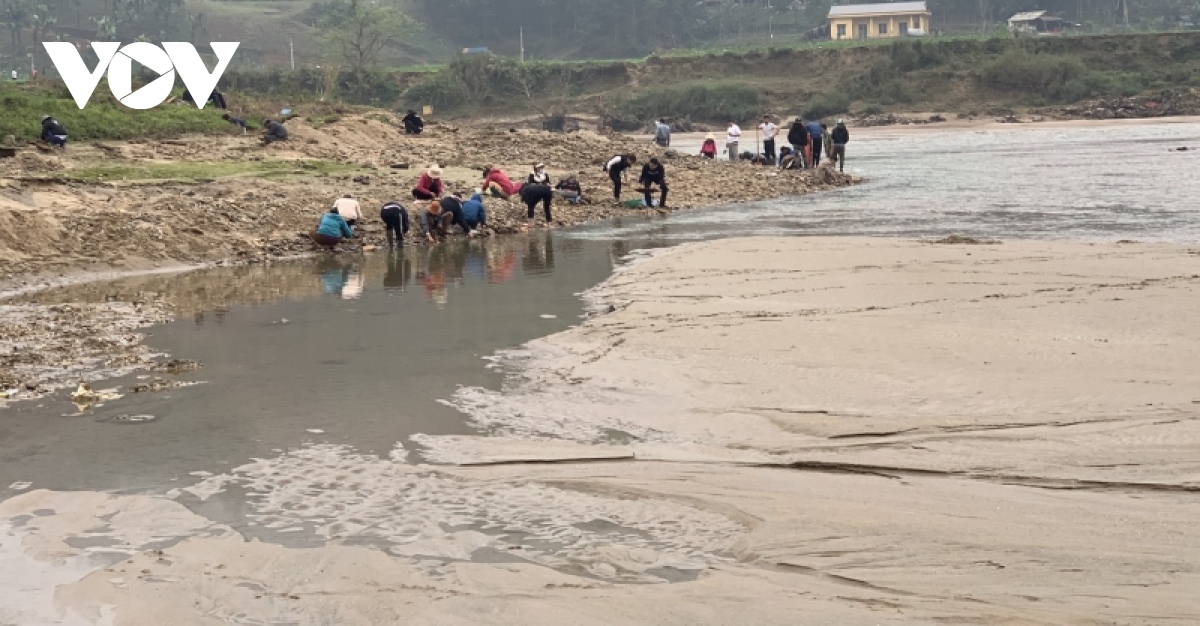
[398,32,1200,124]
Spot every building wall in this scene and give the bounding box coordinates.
[829,13,930,40]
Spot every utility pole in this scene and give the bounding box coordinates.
[520,26,525,63]
[289,39,295,71]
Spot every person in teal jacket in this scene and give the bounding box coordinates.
[310,208,354,249]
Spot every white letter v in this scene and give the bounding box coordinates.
[43,42,121,109]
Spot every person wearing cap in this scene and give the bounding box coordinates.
[331,193,362,227]
[481,165,518,199]
[380,199,410,248]
[699,134,718,159]
[830,119,850,172]
[758,115,778,164]
[40,116,68,148]
[262,119,288,144]
[527,162,551,186]
[310,207,354,249]
[412,166,444,201]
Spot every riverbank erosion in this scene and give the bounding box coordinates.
[4,237,1200,624]
[0,113,855,285]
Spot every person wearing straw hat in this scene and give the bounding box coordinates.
[418,199,453,243]
[412,165,445,201]
[699,133,718,159]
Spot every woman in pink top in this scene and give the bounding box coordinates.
[481,165,518,199]
[412,166,444,200]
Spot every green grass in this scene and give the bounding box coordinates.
[0,84,238,142]
[56,159,358,183]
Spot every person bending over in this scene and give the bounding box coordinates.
[40,116,67,148]
[639,157,668,208]
[380,200,410,248]
[481,165,519,199]
[262,119,288,144]
[332,194,362,227]
[520,181,554,226]
[460,193,488,233]
[604,154,636,205]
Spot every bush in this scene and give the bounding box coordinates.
[980,51,1087,101]
[0,84,235,142]
[802,92,851,120]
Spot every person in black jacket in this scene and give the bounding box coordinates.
[638,157,668,208]
[786,118,808,167]
[520,181,555,225]
[402,110,424,135]
[604,154,637,204]
[380,200,410,248]
[262,119,288,144]
[830,119,850,173]
[40,116,68,148]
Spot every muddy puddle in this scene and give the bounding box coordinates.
[0,235,629,496]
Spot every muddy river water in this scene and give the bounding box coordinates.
[3,120,1200,537]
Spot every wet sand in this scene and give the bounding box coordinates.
[4,236,1200,624]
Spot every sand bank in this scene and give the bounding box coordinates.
[4,236,1200,624]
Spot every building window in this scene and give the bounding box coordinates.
[913,16,921,28]
[899,22,908,34]
[878,23,888,34]
[837,24,846,37]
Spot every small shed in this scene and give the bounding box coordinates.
[1008,11,1075,33]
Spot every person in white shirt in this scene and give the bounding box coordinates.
[726,121,741,161]
[331,194,363,227]
[758,115,779,164]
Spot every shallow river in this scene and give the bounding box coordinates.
[3,120,1200,500]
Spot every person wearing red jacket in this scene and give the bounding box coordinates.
[481,165,518,199]
[412,166,444,200]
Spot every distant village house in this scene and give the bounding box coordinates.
[828,2,932,40]
[1007,11,1079,34]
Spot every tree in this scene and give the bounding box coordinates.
[320,0,420,86]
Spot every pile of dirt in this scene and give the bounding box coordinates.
[1055,89,1200,120]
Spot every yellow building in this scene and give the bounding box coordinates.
[828,2,931,40]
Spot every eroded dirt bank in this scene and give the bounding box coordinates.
[4,237,1200,624]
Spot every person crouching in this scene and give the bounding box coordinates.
[311,207,354,250]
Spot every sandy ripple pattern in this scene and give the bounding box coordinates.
[186,443,744,583]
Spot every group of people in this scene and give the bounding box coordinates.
[604,154,669,208]
[698,116,849,172]
[311,162,585,251]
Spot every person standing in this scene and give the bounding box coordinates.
[412,166,444,201]
[821,123,833,165]
[380,200,410,248]
[332,194,362,227]
[604,154,636,204]
[759,115,778,164]
[806,118,824,167]
[725,120,741,161]
[787,118,808,167]
[830,119,850,172]
[639,157,669,208]
[654,118,671,148]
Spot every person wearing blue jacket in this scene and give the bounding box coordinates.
[806,119,824,167]
[460,193,487,233]
[310,207,354,249]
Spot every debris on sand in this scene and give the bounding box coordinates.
[923,235,1001,245]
